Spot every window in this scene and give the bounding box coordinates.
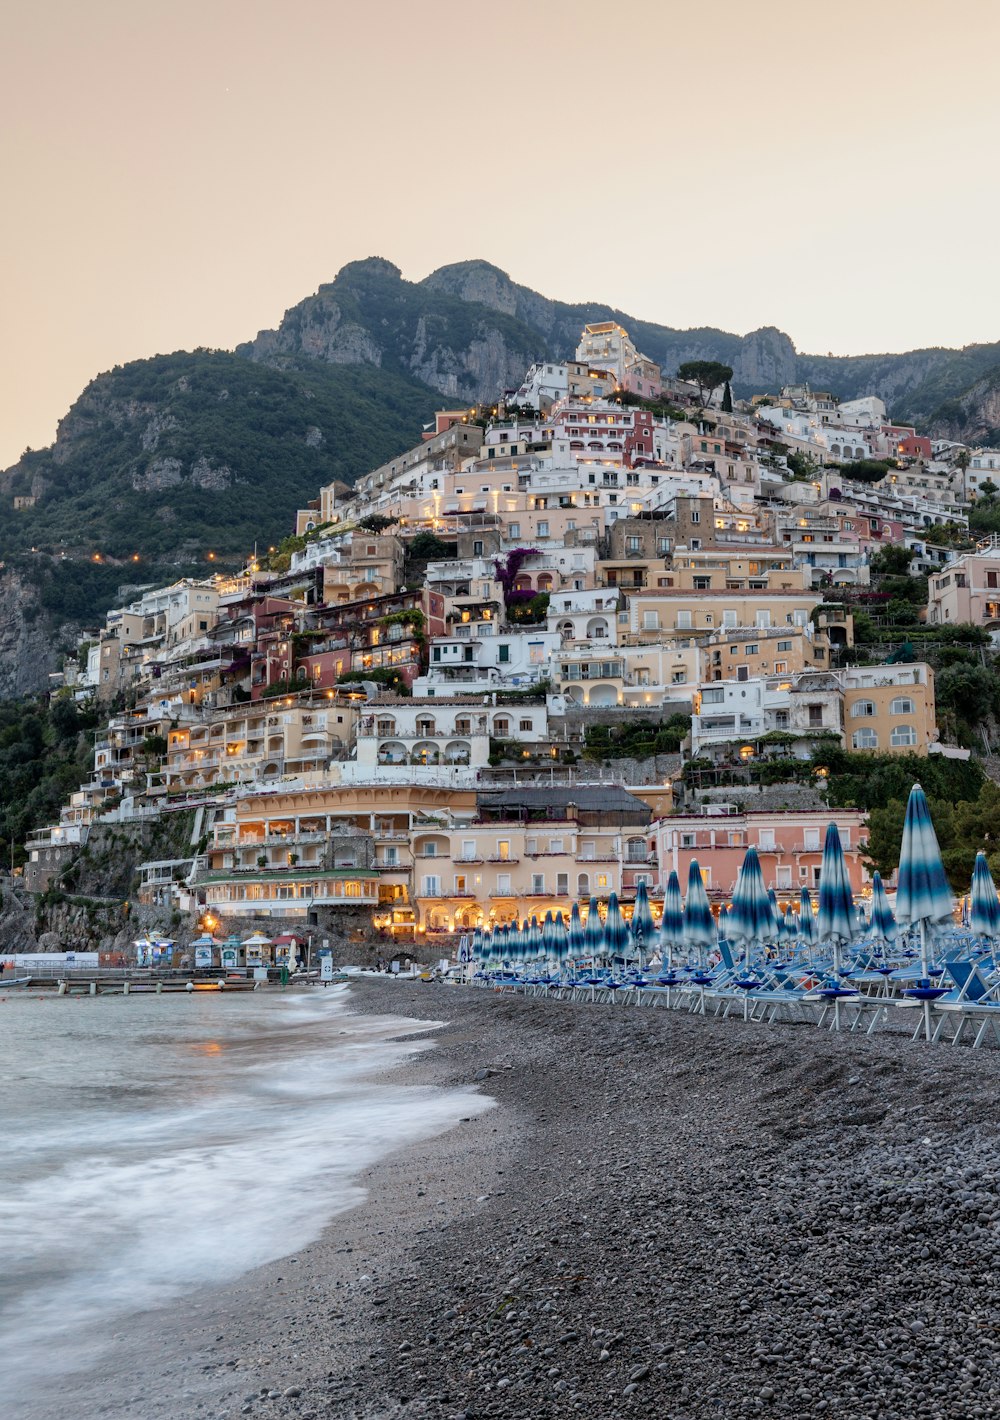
[461,839,475,859]
[422,874,441,895]
[890,697,915,715]
[537,520,549,537]
[423,842,437,857]
[626,536,641,553]
[808,704,824,727]
[473,540,484,556]
[454,875,467,894]
[852,728,878,749]
[642,611,660,631]
[803,828,820,851]
[777,640,792,651]
[498,644,510,663]
[519,718,532,732]
[497,872,511,893]
[509,523,520,537]
[596,874,608,889]
[745,644,759,656]
[890,724,918,747]
[723,610,737,628]
[556,872,568,895]
[693,576,711,591]
[987,571,999,589]
[702,687,724,704]
[676,610,692,629]
[690,509,701,523]
[851,700,875,718]
[531,874,545,894]
[497,840,510,859]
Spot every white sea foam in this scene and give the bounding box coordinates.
[0,989,491,1407]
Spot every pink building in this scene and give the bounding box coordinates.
[651,807,871,908]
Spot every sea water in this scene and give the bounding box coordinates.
[0,986,491,1409]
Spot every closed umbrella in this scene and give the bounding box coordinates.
[528,916,544,965]
[567,902,585,973]
[798,889,815,963]
[630,880,656,967]
[780,905,797,952]
[970,851,1000,941]
[868,870,897,950]
[727,847,776,971]
[816,822,857,983]
[683,859,716,970]
[583,897,604,963]
[553,910,568,971]
[895,783,954,1040]
[542,911,560,970]
[471,926,483,964]
[602,892,630,965]
[658,870,685,969]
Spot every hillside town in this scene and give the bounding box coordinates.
[23,320,997,961]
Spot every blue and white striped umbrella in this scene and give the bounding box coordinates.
[868,870,897,949]
[970,851,1000,940]
[683,859,716,969]
[553,910,568,967]
[471,926,483,960]
[567,901,586,961]
[630,880,656,965]
[727,847,776,967]
[603,892,630,963]
[895,783,954,968]
[798,889,815,950]
[506,922,522,966]
[542,911,560,967]
[780,905,797,948]
[584,897,604,962]
[659,870,685,968]
[816,821,858,975]
[528,916,544,963]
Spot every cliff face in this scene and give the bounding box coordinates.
[245,258,1000,428]
[0,569,60,697]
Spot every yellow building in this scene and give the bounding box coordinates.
[841,664,937,755]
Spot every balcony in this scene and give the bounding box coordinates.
[487,855,520,864]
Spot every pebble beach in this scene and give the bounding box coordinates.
[28,978,1000,1420]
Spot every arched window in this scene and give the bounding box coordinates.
[852,728,878,750]
[890,725,917,747]
[577,872,590,896]
[890,697,915,715]
[851,700,876,718]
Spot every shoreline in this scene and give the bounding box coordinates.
[21,979,1000,1420]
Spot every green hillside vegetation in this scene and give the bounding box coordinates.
[0,695,100,869]
[3,351,435,564]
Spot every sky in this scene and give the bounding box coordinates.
[2,0,999,468]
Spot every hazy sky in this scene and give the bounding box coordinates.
[3,0,999,468]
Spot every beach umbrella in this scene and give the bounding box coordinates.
[567,901,586,965]
[970,850,1000,940]
[542,911,560,969]
[602,892,630,964]
[868,870,897,950]
[780,905,797,950]
[816,821,858,983]
[471,925,483,960]
[658,870,685,969]
[528,916,544,964]
[553,910,568,969]
[727,847,776,969]
[583,896,604,963]
[630,880,656,966]
[895,783,954,969]
[895,783,955,1040]
[681,860,716,970]
[798,889,815,957]
[502,921,518,966]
